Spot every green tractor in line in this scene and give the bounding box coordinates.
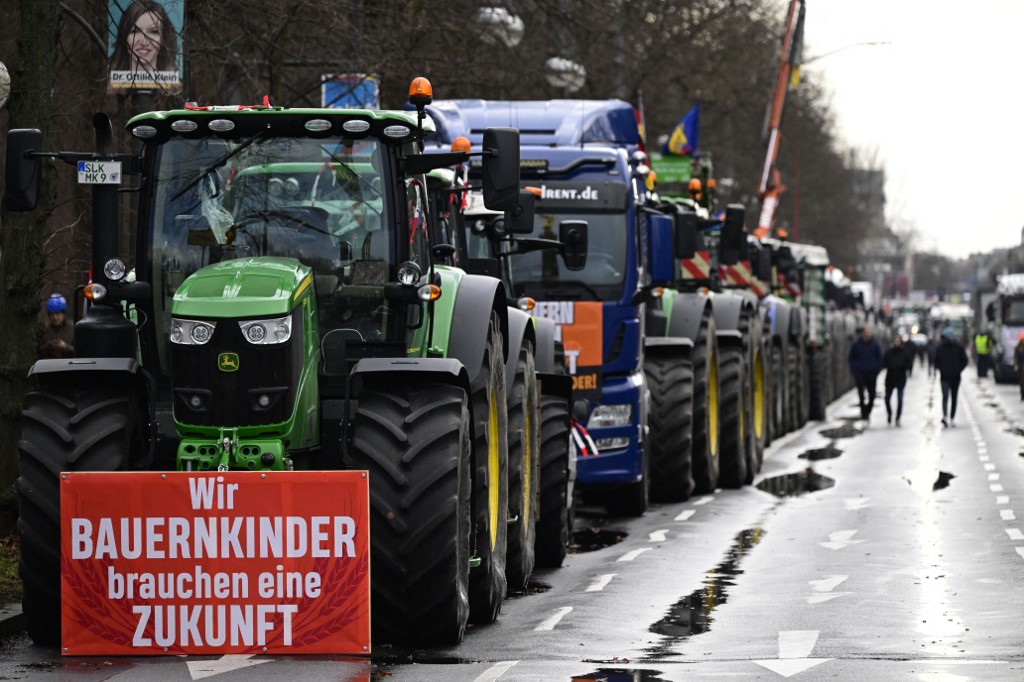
[7,79,530,645]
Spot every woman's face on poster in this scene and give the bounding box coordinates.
[129,11,162,68]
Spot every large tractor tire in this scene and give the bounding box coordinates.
[693,315,720,495]
[535,394,572,568]
[18,379,143,645]
[350,382,472,645]
[808,348,831,421]
[785,342,803,432]
[468,313,509,624]
[771,344,786,438]
[506,344,540,590]
[717,344,748,489]
[797,342,810,426]
[745,317,767,483]
[644,352,695,502]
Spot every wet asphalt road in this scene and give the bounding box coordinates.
[4,364,1024,681]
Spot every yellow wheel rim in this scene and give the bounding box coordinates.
[523,396,533,526]
[753,350,765,440]
[488,387,500,550]
[708,350,719,457]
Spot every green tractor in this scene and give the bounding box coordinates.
[8,79,527,645]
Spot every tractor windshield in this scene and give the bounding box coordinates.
[148,134,392,371]
[510,210,627,301]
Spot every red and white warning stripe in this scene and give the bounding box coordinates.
[718,260,752,287]
[571,419,600,457]
[682,251,712,280]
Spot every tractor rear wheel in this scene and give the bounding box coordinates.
[18,379,142,645]
[717,343,748,489]
[786,342,802,432]
[468,313,509,624]
[808,348,831,420]
[771,344,786,437]
[534,394,572,568]
[692,314,720,495]
[506,344,540,590]
[350,381,472,645]
[644,352,695,502]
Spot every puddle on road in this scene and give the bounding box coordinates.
[902,469,956,493]
[572,669,669,681]
[506,580,551,599]
[644,528,765,659]
[570,527,628,553]
[819,423,862,439]
[756,468,835,497]
[799,445,843,461]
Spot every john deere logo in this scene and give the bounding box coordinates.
[218,352,240,372]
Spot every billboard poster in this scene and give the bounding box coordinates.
[322,74,380,109]
[532,300,604,401]
[61,471,370,655]
[107,0,184,93]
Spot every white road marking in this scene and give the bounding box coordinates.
[1005,528,1024,541]
[806,592,851,604]
[534,607,572,631]
[585,573,616,592]
[819,530,864,550]
[674,509,697,521]
[474,661,519,682]
[843,498,870,510]
[984,463,997,471]
[980,455,990,462]
[1017,548,1024,560]
[187,655,269,680]
[693,496,714,506]
[753,630,832,677]
[1001,509,1016,521]
[808,575,848,592]
[617,547,652,562]
[997,496,1010,505]
[648,529,668,542]
[992,484,1005,492]
[989,473,1001,481]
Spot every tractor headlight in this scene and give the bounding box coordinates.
[170,318,217,345]
[397,261,421,286]
[239,316,291,345]
[103,258,127,281]
[587,404,633,429]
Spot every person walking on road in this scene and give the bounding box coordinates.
[974,328,993,379]
[1013,332,1024,400]
[849,324,883,421]
[926,334,938,378]
[883,335,913,426]
[935,327,969,427]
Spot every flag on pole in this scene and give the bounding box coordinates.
[663,103,699,156]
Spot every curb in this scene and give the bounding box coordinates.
[0,602,24,636]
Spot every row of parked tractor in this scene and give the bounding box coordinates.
[5,78,872,648]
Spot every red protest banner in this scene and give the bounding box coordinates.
[60,471,370,656]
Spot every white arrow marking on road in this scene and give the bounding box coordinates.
[819,530,864,550]
[675,509,697,521]
[649,529,669,542]
[1005,528,1024,541]
[992,484,1005,492]
[585,574,616,592]
[843,498,870,511]
[997,496,1010,505]
[474,660,519,682]
[534,606,572,631]
[753,630,832,678]
[806,592,852,604]
[984,463,996,471]
[187,655,269,680]
[618,547,652,562]
[1001,509,1017,521]
[809,575,848,592]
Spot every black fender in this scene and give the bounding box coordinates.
[710,292,749,336]
[537,371,572,403]
[715,328,745,349]
[29,357,140,377]
[448,274,510,385]
[644,336,695,359]
[351,357,472,396]
[533,316,560,374]
[504,307,538,399]
[665,292,713,343]
[767,297,795,347]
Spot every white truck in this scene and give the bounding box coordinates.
[991,274,1024,383]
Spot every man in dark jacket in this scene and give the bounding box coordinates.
[39,293,74,359]
[934,327,969,427]
[883,335,913,426]
[849,324,884,421]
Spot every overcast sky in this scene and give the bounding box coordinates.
[802,0,1024,258]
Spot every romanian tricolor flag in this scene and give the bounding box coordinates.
[663,103,700,157]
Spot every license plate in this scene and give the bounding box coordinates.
[77,161,122,184]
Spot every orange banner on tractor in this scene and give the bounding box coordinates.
[532,300,603,400]
[60,471,370,656]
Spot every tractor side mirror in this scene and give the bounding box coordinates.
[559,220,588,271]
[754,245,772,282]
[507,190,536,234]
[647,213,675,285]
[5,129,43,212]
[719,203,746,266]
[674,210,699,259]
[481,127,521,213]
